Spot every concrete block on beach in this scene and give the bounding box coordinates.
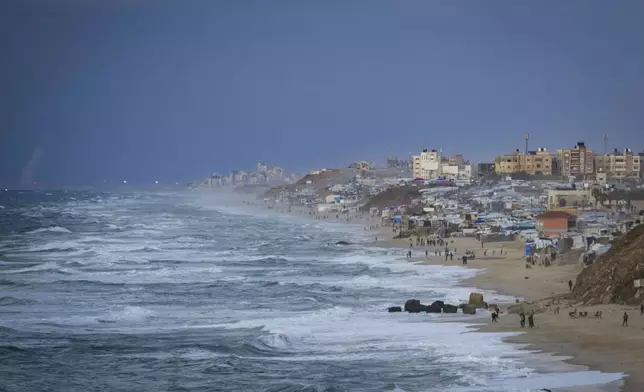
[443,304,458,313]
[462,304,477,315]
[468,292,484,307]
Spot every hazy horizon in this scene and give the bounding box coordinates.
[2,0,643,186]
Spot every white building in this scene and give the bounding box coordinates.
[412,149,441,179]
[458,164,472,180]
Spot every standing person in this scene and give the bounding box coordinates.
[519,312,526,328]
[568,280,573,292]
[425,249,428,257]
[641,304,643,315]
[528,313,534,328]
[484,249,487,256]
[445,252,449,261]
[462,255,467,265]
[450,252,453,261]
[623,312,629,326]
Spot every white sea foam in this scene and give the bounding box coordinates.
[4,262,62,274]
[27,226,72,234]
[99,306,156,323]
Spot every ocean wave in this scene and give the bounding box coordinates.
[3,262,66,274]
[137,246,162,253]
[0,345,27,353]
[0,296,37,306]
[0,279,28,288]
[97,306,156,323]
[27,226,72,234]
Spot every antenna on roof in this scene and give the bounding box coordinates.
[524,133,530,154]
[603,133,608,156]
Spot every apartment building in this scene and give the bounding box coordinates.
[442,154,465,168]
[477,162,496,176]
[494,151,520,174]
[595,149,641,179]
[519,148,554,175]
[494,148,553,175]
[556,142,595,178]
[412,149,441,179]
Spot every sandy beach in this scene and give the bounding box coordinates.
[253,200,644,391]
[383,233,644,392]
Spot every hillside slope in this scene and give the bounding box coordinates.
[360,186,421,211]
[573,224,644,305]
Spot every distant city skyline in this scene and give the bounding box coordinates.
[1,1,643,186]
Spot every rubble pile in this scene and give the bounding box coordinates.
[573,225,644,305]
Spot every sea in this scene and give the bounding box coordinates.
[0,190,624,392]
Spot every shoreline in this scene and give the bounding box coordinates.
[380,234,644,392]
[242,198,640,391]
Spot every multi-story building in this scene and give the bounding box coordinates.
[412,149,441,179]
[386,156,410,169]
[477,162,496,176]
[556,142,595,178]
[595,149,641,179]
[494,151,520,174]
[518,148,554,175]
[495,148,554,176]
[442,154,465,168]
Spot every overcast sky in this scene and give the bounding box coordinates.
[1,0,643,185]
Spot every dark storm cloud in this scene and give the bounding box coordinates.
[1,0,643,185]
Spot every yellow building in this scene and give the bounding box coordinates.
[595,149,641,179]
[495,148,553,175]
[495,152,520,174]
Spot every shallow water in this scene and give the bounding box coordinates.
[0,190,622,391]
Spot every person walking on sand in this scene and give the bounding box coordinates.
[425,249,428,257]
[568,280,573,292]
[445,252,449,261]
[484,249,487,256]
[450,252,453,261]
[622,312,629,326]
[491,312,498,323]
